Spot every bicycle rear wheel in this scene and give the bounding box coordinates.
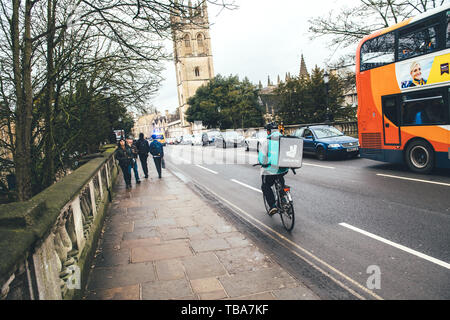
[279,195,295,231]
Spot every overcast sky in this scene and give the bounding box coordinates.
[152,0,360,114]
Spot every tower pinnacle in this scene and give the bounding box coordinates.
[299,54,309,78]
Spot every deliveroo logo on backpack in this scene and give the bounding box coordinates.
[286,145,297,158]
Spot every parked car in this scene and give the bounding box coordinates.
[166,137,176,145]
[180,135,194,145]
[293,125,359,160]
[192,133,203,145]
[202,131,220,146]
[244,130,267,152]
[175,136,183,144]
[215,131,245,148]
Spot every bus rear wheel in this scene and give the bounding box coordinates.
[405,140,434,174]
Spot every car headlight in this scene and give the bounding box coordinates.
[329,144,341,148]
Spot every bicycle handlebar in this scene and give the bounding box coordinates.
[253,163,297,175]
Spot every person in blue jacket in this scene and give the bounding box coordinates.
[149,135,164,179]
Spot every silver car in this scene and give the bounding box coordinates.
[180,135,194,145]
[215,131,245,148]
[244,130,267,152]
[192,133,203,145]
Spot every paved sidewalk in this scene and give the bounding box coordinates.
[84,161,319,300]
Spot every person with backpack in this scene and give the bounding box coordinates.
[136,133,150,178]
[149,134,164,179]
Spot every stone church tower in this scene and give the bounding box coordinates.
[171,1,215,132]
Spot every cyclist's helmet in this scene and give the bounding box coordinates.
[264,122,278,133]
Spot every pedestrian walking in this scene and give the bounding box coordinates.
[116,139,133,189]
[136,133,150,179]
[126,136,141,184]
[149,134,164,179]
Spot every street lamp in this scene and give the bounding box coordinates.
[323,71,330,124]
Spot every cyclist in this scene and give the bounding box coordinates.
[258,122,289,216]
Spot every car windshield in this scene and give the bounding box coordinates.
[313,127,344,139]
[226,132,238,138]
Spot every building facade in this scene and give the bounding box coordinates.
[170,0,215,135]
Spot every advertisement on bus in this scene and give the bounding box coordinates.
[396,51,450,90]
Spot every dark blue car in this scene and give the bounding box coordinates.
[294,125,359,160]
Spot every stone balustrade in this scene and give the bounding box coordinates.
[0,146,118,300]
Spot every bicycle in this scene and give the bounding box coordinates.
[254,164,296,231]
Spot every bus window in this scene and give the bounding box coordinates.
[401,90,447,125]
[360,33,395,71]
[398,24,438,60]
[383,97,399,126]
[447,13,450,47]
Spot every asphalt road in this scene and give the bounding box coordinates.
[164,144,450,300]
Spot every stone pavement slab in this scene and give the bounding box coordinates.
[87,285,140,300]
[88,262,156,290]
[84,162,319,300]
[131,241,192,263]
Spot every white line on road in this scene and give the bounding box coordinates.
[339,223,450,270]
[303,163,336,169]
[231,179,262,193]
[203,183,380,300]
[376,174,450,187]
[195,164,218,174]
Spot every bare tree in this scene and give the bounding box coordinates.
[0,0,235,200]
[309,0,446,50]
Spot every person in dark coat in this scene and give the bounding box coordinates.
[136,133,150,178]
[127,136,141,184]
[149,135,164,179]
[116,139,133,189]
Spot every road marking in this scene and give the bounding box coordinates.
[168,164,383,300]
[202,184,382,300]
[195,164,218,174]
[303,163,335,169]
[376,174,450,187]
[339,223,450,270]
[231,179,262,193]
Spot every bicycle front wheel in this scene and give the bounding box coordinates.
[280,196,295,231]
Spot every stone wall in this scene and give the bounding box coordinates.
[0,146,118,300]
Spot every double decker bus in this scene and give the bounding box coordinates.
[356,4,450,173]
